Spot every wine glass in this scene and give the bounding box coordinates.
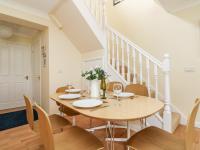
[67,82,73,91]
[113,83,122,102]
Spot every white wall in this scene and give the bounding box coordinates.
[48,22,82,114]
[107,0,200,122]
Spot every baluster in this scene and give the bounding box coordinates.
[163,54,172,132]
[87,0,90,9]
[107,30,111,64]
[139,53,143,85]
[92,0,95,16]
[94,0,97,19]
[116,36,120,72]
[121,40,125,78]
[89,0,93,14]
[154,64,158,99]
[132,48,137,84]
[112,32,115,68]
[98,0,102,26]
[127,44,130,83]
[146,58,151,97]
[102,0,107,29]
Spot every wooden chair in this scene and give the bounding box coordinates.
[24,96,71,133]
[125,84,149,127]
[126,99,200,150]
[35,103,104,150]
[107,81,124,92]
[125,84,148,96]
[56,86,80,126]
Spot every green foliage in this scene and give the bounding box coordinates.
[81,67,109,81]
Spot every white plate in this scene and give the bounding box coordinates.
[58,94,81,100]
[72,99,103,108]
[65,89,81,93]
[114,92,134,98]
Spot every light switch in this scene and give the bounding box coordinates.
[58,70,63,74]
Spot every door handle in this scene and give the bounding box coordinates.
[25,75,29,80]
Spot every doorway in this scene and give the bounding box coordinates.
[0,21,42,110]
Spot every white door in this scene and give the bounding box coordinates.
[31,37,41,105]
[0,41,31,110]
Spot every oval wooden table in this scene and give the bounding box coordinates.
[50,93,164,150]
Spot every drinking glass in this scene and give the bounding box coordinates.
[113,83,122,101]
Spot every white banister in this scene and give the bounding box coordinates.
[107,30,111,65]
[116,36,120,73]
[139,53,143,85]
[121,40,125,79]
[127,44,130,83]
[99,0,102,27]
[132,48,137,84]
[84,0,106,30]
[162,54,172,132]
[102,0,107,29]
[154,64,158,99]
[146,58,151,97]
[112,32,115,68]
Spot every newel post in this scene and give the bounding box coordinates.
[162,54,172,132]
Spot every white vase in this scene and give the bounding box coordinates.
[90,80,100,98]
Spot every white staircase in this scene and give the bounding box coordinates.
[83,0,182,133]
[52,0,181,133]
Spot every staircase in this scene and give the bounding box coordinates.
[51,0,181,133]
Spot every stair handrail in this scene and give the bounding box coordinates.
[106,26,163,68]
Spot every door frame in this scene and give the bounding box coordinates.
[31,34,42,106]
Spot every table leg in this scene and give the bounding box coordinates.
[127,121,130,139]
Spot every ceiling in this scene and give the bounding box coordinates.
[0,20,39,38]
[158,0,200,12]
[0,0,61,14]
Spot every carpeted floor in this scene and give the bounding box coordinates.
[0,109,38,131]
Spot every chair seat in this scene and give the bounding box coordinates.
[59,106,80,116]
[127,126,185,150]
[33,114,71,133]
[54,126,104,150]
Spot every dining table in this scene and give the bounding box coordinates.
[50,92,164,150]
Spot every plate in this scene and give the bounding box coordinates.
[65,89,81,93]
[72,99,103,108]
[114,92,134,98]
[58,94,81,100]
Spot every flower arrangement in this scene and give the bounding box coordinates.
[81,67,109,80]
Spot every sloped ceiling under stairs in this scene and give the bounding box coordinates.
[50,0,103,52]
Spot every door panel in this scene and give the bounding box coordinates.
[0,83,9,102]
[0,41,31,110]
[13,46,25,75]
[0,45,9,75]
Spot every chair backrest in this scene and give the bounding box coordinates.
[24,96,34,130]
[185,99,200,150]
[35,103,55,150]
[107,81,124,92]
[56,85,74,93]
[125,84,148,96]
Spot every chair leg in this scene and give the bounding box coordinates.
[72,116,76,126]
